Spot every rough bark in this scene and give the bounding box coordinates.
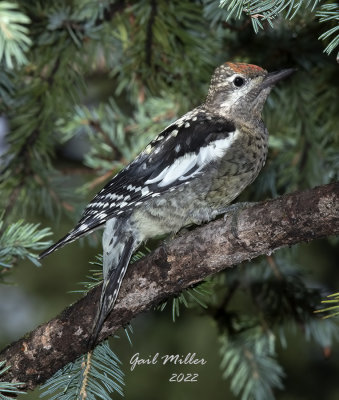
[0,182,338,390]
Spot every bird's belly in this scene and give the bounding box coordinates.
[131,182,212,240]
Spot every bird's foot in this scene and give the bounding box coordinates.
[221,202,252,240]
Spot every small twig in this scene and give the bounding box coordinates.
[86,169,117,191]
[79,351,92,400]
[266,255,283,280]
[88,119,124,160]
[0,178,26,226]
[145,0,157,67]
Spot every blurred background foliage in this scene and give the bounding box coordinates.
[0,0,338,399]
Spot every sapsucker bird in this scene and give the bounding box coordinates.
[39,62,294,347]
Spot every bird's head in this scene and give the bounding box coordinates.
[205,62,295,119]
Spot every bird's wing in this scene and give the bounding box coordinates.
[39,110,236,258]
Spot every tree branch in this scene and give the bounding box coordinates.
[1,182,338,390]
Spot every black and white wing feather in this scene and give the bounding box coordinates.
[39,109,236,258]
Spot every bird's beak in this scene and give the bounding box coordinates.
[261,68,296,89]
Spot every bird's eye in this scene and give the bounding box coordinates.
[233,76,245,87]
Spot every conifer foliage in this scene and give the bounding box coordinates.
[0,1,338,400]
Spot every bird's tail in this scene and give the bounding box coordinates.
[88,218,136,349]
[39,222,101,259]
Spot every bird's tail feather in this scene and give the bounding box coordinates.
[88,234,135,349]
[38,232,76,259]
[38,223,102,259]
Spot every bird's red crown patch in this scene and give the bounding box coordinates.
[225,62,265,74]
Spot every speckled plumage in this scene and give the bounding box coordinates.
[39,62,294,347]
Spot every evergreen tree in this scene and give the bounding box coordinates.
[0,1,338,399]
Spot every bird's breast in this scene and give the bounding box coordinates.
[205,124,268,207]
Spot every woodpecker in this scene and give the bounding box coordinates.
[39,62,294,348]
